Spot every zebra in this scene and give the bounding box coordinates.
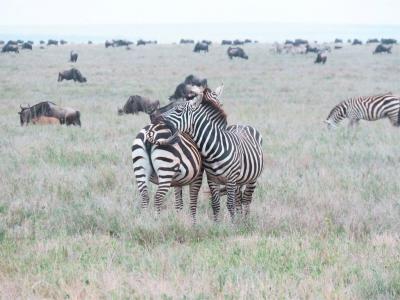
[131,120,203,223]
[324,93,400,129]
[151,85,264,221]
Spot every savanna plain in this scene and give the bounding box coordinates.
[1,42,400,299]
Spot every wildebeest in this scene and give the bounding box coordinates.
[40,40,45,44]
[0,40,4,45]
[334,45,343,50]
[1,44,19,53]
[180,39,194,44]
[334,38,343,43]
[294,39,308,46]
[201,40,212,45]
[58,68,87,83]
[137,39,146,46]
[233,39,244,45]
[70,51,78,62]
[315,52,327,64]
[227,47,248,59]
[352,39,362,45]
[18,102,81,126]
[193,42,208,53]
[31,116,61,125]
[169,75,208,101]
[221,40,232,45]
[113,39,133,47]
[21,43,32,50]
[88,41,93,44]
[244,39,252,44]
[373,44,392,54]
[47,39,58,46]
[118,95,160,115]
[306,44,319,53]
[381,38,397,45]
[60,40,67,45]
[367,38,379,44]
[105,40,114,48]
[27,40,34,45]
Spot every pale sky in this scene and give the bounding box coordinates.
[0,0,399,26]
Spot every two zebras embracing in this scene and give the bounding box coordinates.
[131,84,264,223]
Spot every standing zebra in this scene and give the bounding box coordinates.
[132,121,203,223]
[325,93,400,129]
[151,85,264,221]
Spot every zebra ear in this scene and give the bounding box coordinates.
[214,84,224,99]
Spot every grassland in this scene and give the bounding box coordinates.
[1,42,400,299]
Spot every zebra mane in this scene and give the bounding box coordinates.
[202,88,227,123]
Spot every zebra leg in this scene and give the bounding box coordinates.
[348,119,360,127]
[241,181,257,217]
[207,177,221,222]
[235,186,243,215]
[154,177,173,213]
[189,173,203,224]
[136,179,150,209]
[226,182,237,221]
[174,187,183,211]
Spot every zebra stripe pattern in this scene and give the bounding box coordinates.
[325,93,400,128]
[152,86,264,221]
[131,122,203,223]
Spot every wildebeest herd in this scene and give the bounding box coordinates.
[3,36,399,223]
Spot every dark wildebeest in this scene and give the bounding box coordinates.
[334,38,343,43]
[0,40,4,45]
[193,42,208,53]
[58,68,87,83]
[381,38,397,45]
[233,39,244,45]
[352,39,362,45]
[169,75,208,101]
[306,44,319,53]
[367,38,379,44]
[221,40,232,45]
[315,52,327,64]
[137,39,146,46]
[1,44,19,53]
[88,41,93,44]
[294,39,308,46]
[18,102,81,126]
[113,39,133,47]
[47,39,58,46]
[21,43,32,50]
[244,39,252,44]
[334,45,343,50]
[40,40,45,45]
[373,44,392,54]
[201,40,212,45]
[105,40,114,48]
[27,40,34,45]
[60,40,67,45]
[180,39,195,44]
[118,95,160,115]
[227,47,248,59]
[70,51,78,62]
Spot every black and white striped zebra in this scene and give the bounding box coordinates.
[325,93,400,129]
[131,121,203,223]
[151,85,264,221]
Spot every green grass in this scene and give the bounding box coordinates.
[1,42,400,298]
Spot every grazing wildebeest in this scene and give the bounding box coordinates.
[306,44,319,53]
[381,38,397,45]
[105,40,114,48]
[367,38,379,44]
[352,39,362,45]
[88,41,93,44]
[47,39,58,46]
[294,39,308,46]
[334,45,343,50]
[21,43,32,50]
[315,52,327,64]
[193,42,208,53]
[31,116,61,125]
[40,46,45,50]
[285,40,294,45]
[27,40,34,45]
[19,102,81,126]
[221,40,232,45]
[137,39,146,46]
[233,39,244,45]
[227,47,248,59]
[70,51,78,62]
[58,68,87,83]
[40,40,45,44]
[1,44,19,53]
[373,44,392,54]
[0,40,4,45]
[118,95,160,115]
[169,75,208,101]
[113,39,133,47]
[244,39,252,44]
[60,40,67,45]
[180,39,195,44]
[334,38,343,43]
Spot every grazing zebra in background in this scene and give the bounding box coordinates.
[325,93,400,129]
[131,121,203,223]
[151,85,264,221]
